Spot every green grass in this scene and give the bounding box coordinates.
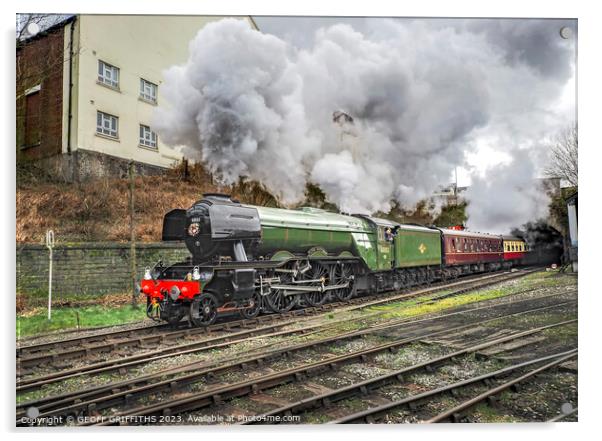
[472,403,517,423]
[368,287,514,319]
[366,270,572,320]
[16,304,146,338]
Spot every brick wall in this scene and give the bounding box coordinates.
[17,242,189,298]
[17,23,67,161]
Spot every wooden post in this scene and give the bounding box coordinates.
[45,230,55,320]
[129,161,137,307]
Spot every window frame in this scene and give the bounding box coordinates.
[96,111,119,138]
[139,78,158,103]
[98,60,120,89]
[139,124,158,149]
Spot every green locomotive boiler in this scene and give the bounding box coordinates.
[142,194,442,326]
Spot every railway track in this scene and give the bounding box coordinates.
[18,296,574,420]
[334,351,577,423]
[94,320,577,426]
[16,268,537,375]
[16,290,576,425]
[16,268,541,392]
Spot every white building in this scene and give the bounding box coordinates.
[17,14,258,180]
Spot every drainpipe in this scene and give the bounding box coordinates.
[67,17,75,155]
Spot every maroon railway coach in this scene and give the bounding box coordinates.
[438,228,504,274]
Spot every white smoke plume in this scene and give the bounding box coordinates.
[153,18,575,231]
[464,149,551,233]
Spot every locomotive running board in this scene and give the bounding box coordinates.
[268,281,350,293]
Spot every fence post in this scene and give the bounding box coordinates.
[45,230,55,320]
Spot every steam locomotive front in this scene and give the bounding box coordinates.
[140,194,262,325]
[163,193,262,262]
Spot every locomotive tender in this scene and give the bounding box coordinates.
[140,194,527,326]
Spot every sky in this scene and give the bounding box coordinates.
[153,16,577,233]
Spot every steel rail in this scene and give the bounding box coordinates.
[16,300,367,365]
[16,323,168,357]
[332,350,577,424]
[243,325,577,425]
[86,318,576,426]
[16,268,535,364]
[425,353,578,422]
[17,272,530,374]
[20,299,574,421]
[17,274,563,395]
[16,278,570,400]
[547,407,578,422]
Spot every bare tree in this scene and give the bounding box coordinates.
[16,14,75,99]
[545,123,578,187]
[16,14,70,46]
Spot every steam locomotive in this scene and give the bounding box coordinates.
[140,194,528,326]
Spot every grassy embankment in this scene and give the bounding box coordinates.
[16,292,148,338]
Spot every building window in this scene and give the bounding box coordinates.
[98,60,119,88]
[97,111,118,138]
[139,124,157,148]
[140,79,158,103]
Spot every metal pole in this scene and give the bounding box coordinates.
[45,230,54,320]
[129,161,137,307]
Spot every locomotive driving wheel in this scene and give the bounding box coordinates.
[240,290,262,319]
[265,264,298,313]
[330,263,356,301]
[300,262,329,307]
[190,293,218,327]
